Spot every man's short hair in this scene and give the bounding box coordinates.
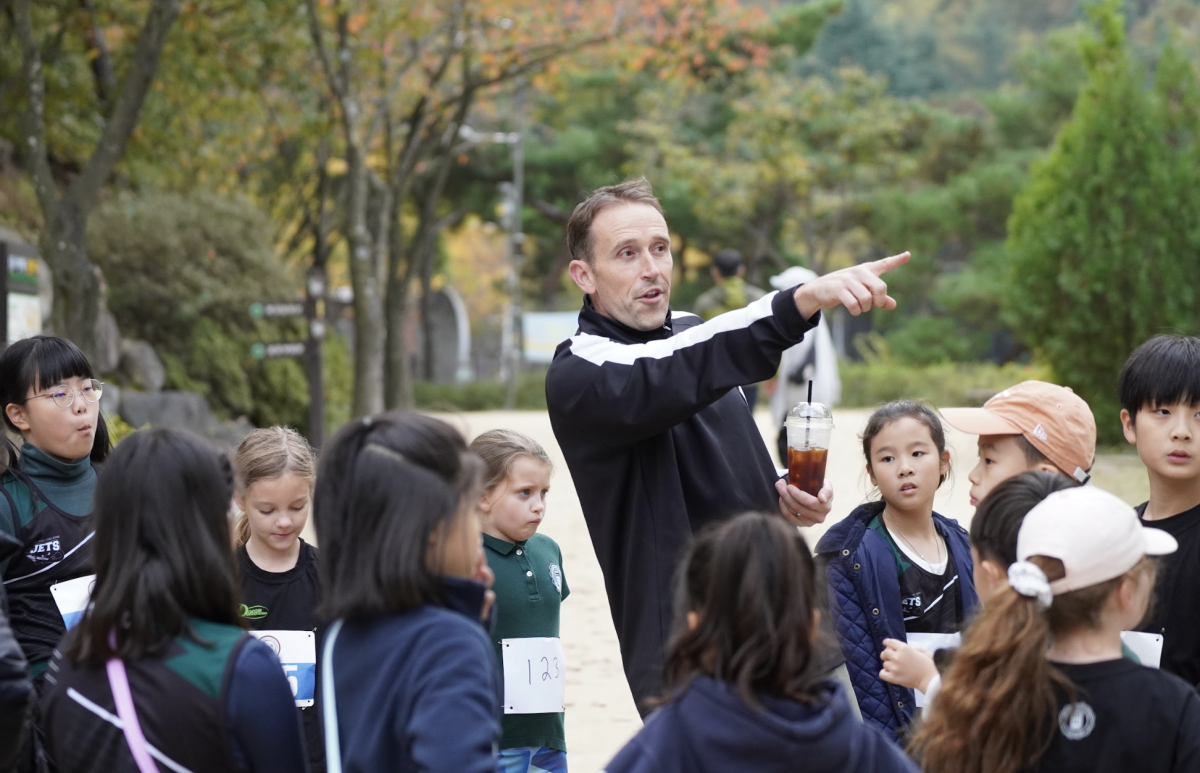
[711,249,743,278]
[1119,334,1200,422]
[566,178,664,264]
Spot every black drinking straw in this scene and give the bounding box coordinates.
[805,379,813,447]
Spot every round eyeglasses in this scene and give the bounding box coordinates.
[26,380,104,409]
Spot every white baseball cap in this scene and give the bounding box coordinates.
[1017,486,1177,595]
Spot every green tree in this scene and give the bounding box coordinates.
[1006,1,1200,442]
[87,191,311,429]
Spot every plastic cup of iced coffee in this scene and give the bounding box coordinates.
[785,402,833,497]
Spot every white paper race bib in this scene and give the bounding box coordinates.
[250,630,317,707]
[905,632,961,708]
[501,637,566,714]
[1121,630,1164,669]
[49,574,95,630]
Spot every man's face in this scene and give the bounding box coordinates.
[568,203,672,331]
[967,435,1036,507]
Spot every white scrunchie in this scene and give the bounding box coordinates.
[1008,561,1053,609]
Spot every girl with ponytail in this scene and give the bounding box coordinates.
[912,486,1200,773]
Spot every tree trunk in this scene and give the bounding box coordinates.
[45,201,102,362]
[15,0,179,363]
[344,143,386,417]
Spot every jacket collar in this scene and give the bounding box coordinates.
[816,500,969,556]
[578,295,675,344]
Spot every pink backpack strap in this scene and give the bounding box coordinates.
[105,632,160,773]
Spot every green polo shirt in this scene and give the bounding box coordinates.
[483,532,570,752]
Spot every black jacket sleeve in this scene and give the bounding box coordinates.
[0,584,33,771]
[547,290,815,447]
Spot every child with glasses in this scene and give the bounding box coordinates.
[0,335,112,770]
[0,337,111,683]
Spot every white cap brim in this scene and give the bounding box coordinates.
[1144,528,1179,557]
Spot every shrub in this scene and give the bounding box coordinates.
[88,190,310,430]
[413,372,549,412]
[838,360,1051,409]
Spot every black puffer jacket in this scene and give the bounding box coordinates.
[0,530,33,771]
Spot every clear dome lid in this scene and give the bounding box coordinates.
[786,401,833,424]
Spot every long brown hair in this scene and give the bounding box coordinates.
[911,555,1156,773]
[232,426,316,546]
[660,512,823,711]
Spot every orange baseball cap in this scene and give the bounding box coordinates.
[940,381,1097,483]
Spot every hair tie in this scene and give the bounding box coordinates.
[1008,561,1053,609]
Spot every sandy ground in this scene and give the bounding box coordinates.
[308,407,1149,771]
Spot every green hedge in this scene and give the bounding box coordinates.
[413,372,549,412]
[838,360,1051,409]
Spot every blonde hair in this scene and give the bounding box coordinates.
[469,429,552,494]
[232,427,317,547]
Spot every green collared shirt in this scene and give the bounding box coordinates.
[483,532,570,752]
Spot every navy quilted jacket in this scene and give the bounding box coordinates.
[815,501,977,736]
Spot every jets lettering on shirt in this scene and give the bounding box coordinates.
[27,537,63,564]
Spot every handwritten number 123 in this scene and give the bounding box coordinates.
[527,657,561,684]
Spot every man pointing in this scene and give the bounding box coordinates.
[546,179,907,713]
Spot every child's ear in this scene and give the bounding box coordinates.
[5,403,29,433]
[865,463,877,487]
[810,608,822,642]
[939,450,950,477]
[686,610,701,632]
[477,492,493,514]
[1120,409,1138,445]
[981,559,1006,588]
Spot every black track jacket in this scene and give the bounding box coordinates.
[546,288,815,712]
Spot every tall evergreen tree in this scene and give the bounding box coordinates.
[1006,1,1200,442]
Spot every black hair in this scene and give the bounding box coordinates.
[314,412,483,620]
[66,429,240,667]
[1119,334,1200,424]
[861,400,949,487]
[660,512,823,710]
[712,248,744,278]
[0,335,112,465]
[1013,434,1051,469]
[969,471,1079,567]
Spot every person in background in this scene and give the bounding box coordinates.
[314,413,500,773]
[767,266,841,464]
[40,429,307,773]
[232,427,324,773]
[602,512,919,773]
[692,249,767,413]
[912,486,1196,773]
[471,429,569,773]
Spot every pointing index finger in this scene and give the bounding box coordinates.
[868,251,911,276]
